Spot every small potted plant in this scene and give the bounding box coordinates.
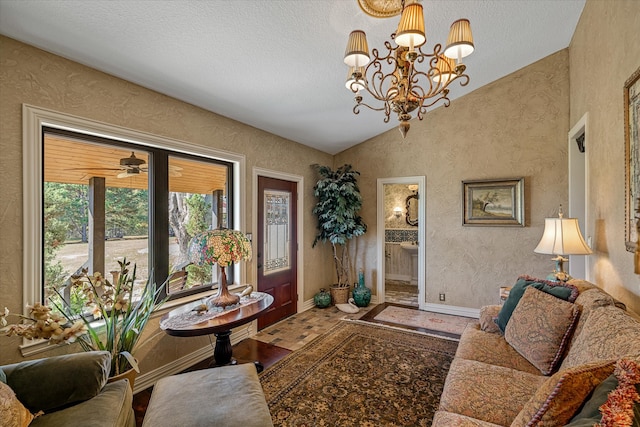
[2,259,166,387]
[312,164,367,304]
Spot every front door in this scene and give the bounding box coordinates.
[257,176,298,329]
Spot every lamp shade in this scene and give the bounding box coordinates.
[444,19,474,60]
[188,228,252,267]
[395,3,426,49]
[534,218,592,256]
[431,54,456,84]
[344,30,370,67]
[345,66,365,91]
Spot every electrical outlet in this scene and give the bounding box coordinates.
[439,293,445,302]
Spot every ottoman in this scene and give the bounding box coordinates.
[142,363,274,427]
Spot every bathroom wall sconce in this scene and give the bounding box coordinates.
[393,207,403,218]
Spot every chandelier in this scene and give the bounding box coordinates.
[343,1,474,138]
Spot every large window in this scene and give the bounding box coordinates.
[43,129,234,307]
[23,106,245,319]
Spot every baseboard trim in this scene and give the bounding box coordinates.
[422,303,480,319]
[133,327,251,394]
[301,298,316,312]
[386,274,412,282]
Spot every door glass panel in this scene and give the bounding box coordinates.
[167,155,229,294]
[264,190,291,275]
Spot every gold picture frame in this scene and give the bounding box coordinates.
[462,178,525,227]
[624,66,640,252]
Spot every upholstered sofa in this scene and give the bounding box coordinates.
[433,277,640,426]
[1,351,135,427]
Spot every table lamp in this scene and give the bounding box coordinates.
[188,228,252,308]
[534,206,592,281]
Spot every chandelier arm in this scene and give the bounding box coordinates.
[353,101,387,114]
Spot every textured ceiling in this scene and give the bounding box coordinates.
[0,0,585,154]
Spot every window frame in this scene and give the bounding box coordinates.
[23,105,246,329]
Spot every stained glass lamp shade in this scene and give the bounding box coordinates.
[188,228,252,308]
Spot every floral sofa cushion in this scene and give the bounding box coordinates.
[455,324,541,375]
[432,411,505,426]
[560,304,640,371]
[438,358,546,426]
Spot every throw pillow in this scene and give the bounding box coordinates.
[511,360,615,427]
[505,287,580,375]
[598,358,640,427]
[565,374,618,425]
[0,367,6,384]
[0,381,34,427]
[479,305,502,334]
[495,275,578,333]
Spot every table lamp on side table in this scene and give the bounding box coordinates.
[534,206,592,282]
[188,228,252,308]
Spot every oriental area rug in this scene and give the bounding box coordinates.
[259,320,458,426]
[373,306,477,336]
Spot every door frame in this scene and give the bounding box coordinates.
[568,113,590,281]
[376,176,426,310]
[252,168,304,327]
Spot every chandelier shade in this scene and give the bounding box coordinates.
[394,3,426,49]
[444,19,475,60]
[431,55,456,84]
[344,30,370,67]
[342,2,474,138]
[345,66,366,91]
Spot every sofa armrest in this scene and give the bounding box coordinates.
[479,305,502,334]
[3,351,111,413]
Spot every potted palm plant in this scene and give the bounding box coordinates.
[2,259,166,388]
[312,164,367,304]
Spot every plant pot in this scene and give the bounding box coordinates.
[330,285,350,305]
[108,366,137,392]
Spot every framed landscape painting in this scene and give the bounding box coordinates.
[625,66,640,252]
[462,178,525,226]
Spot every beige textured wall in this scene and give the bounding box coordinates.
[569,0,640,313]
[337,50,571,309]
[0,36,333,365]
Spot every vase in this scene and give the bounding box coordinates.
[352,269,371,307]
[314,288,331,308]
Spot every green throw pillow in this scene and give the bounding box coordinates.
[567,375,640,426]
[0,367,6,384]
[495,275,578,333]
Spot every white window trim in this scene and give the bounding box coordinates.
[22,104,246,353]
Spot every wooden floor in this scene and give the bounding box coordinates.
[132,339,291,426]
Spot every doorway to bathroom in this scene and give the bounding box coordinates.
[376,177,426,309]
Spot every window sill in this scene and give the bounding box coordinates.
[19,284,248,357]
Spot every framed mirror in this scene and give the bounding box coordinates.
[405,193,418,226]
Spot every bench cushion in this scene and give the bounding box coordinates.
[142,364,273,427]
